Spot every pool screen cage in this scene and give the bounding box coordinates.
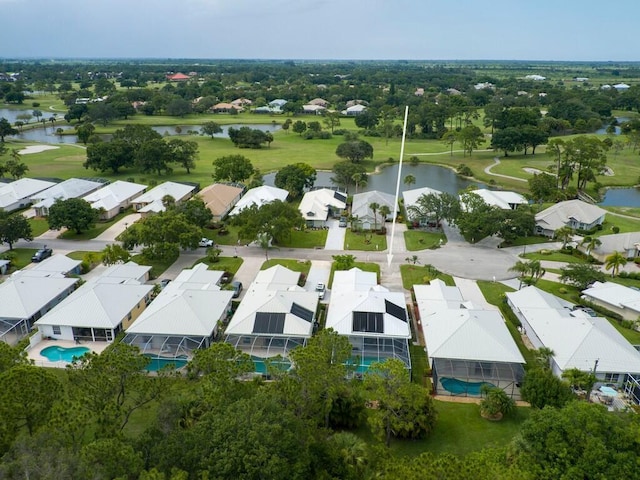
[347,336,411,377]
[225,334,307,360]
[122,333,211,359]
[0,318,29,346]
[432,358,524,400]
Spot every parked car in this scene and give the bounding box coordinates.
[199,238,214,248]
[338,217,348,228]
[315,282,326,299]
[31,246,53,263]
[573,305,597,317]
[231,281,243,298]
[159,279,171,289]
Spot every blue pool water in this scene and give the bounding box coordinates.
[441,377,495,396]
[252,356,292,374]
[143,354,189,371]
[40,345,90,362]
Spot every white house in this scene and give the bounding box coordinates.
[614,83,630,91]
[34,263,153,343]
[123,264,234,358]
[326,268,411,374]
[132,181,196,215]
[225,265,318,374]
[506,286,640,385]
[468,189,528,210]
[82,180,147,220]
[228,185,288,216]
[0,178,56,212]
[298,188,347,227]
[27,253,82,277]
[534,199,607,237]
[342,104,367,116]
[402,186,442,225]
[416,279,525,398]
[351,190,396,230]
[581,282,640,321]
[302,104,326,115]
[589,232,640,262]
[525,74,546,81]
[31,178,105,217]
[0,271,78,345]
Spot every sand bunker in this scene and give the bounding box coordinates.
[18,145,60,155]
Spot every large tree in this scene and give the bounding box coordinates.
[559,263,606,290]
[0,117,18,142]
[168,138,198,174]
[274,162,316,198]
[331,161,366,193]
[458,125,485,156]
[84,139,134,173]
[336,140,374,163]
[201,121,222,138]
[47,198,98,234]
[130,210,202,260]
[407,192,459,227]
[0,210,33,249]
[174,197,214,228]
[230,200,304,246]
[212,154,255,183]
[520,367,572,409]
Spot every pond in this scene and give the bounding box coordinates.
[600,187,640,207]
[595,116,630,135]
[264,163,485,196]
[0,107,63,124]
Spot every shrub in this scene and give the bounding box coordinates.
[457,164,473,177]
[612,226,620,234]
[558,287,568,294]
[32,102,40,107]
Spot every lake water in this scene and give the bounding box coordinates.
[600,187,640,207]
[595,116,630,135]
[264,163,484,196]
[0,107,62,124]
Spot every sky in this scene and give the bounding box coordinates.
[0,0,638,61]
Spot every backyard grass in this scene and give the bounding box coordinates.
[58,209,134,240]
[592,214,640,238]
[345,229,387,251]
[191,256,243,275]
[0,247,37,270]
[131,253,177,279]
[522,251,588,264]
[399,264,455,290]
[261,258,311,275]
[26,217,50,237]
[476,280,536,366]
[409,344,430,387]
[403,230,447,251]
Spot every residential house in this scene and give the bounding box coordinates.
[298,188,347,227]
[468,189,528,210]
[0,178,56,212]
[198,183,244,221]
[0,270,78,345]
[123,264,233,358]
[225,265,318,374]
[34,262,153,343]
[302,104,326,115]
[506,286,640,386]
[231,98,252,108]
[82,180,146,220]
[166,72,190,82]
[351,190,396,230]
[228,185,288,217]
[614,83,630,91]
[414,88,425,96]
[525,75,546,81]
[534,199,606,237]
[308,98,329,107]
[211,102,237,113]
[588,232,640,262]
[402,186,443,226]
[326,268,411,374]
[28,253,82,277]
[132,181,196,215]
[342,104,367,116]
[268,99,287,109]
[416,280,525,398]
[581,281,640,321]
[31,178,105,217]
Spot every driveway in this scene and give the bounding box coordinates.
[324,219,345,250]
[305,260,332,302]
[94,213,141,242]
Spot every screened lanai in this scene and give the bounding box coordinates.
[122,333,212,358]
[432,358,524,399]
[346,335,411,375]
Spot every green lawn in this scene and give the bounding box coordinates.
[279,229,327,249]
[499,235,552,248]
[66,251,103,271]
[26,217,50,237]
[191,256,243,275]
[202,224,242,246]
[399,264,455,290]
[58,209,134,240]
[592,214,640,238]
[409,344,430,387]
[131,253,177,279]
[261,258,311,275]
[522,251,588,264]
[403,230,447,251]
[345,229,387,251]
[0,247,37,271]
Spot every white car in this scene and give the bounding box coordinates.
[199,238,214,247]
[315,282,326,299]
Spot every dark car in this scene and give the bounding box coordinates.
[31,246,53,263]
[231,281,243,298]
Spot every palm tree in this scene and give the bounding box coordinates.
[528,259,546,284]
[509,260,531,289]
[581,236,602,256]
[352,172,367,194]
[379,204,391,225]
[403,174,416,188]
[554,225,574,248]
[605,250,627,277]
[535,347,555,370]
[369,202,380,232]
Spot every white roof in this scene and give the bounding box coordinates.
[468,189,527,210]
[134,182,195,207]
[582,281,640,314]
[351,190,396,220]
[415,280,524,364]
[332,268,378,292]
[0,273,78,319]
[535,200,606,232]
[344,104,367,113]
[0,178,56,209]
[83,180,146,212]
[137,199,166,214]
[29,254,81,276]
[298,188,346,221]
[402,186,442,217]
[101,262,151,282]
[228,185,288,216]
[302,104,326,112]
[593,232,640,256]
[251,264,301,292]
[31,178,104,208]
[171,263,224,290]
[326,289,410,338]
[507,286,640,373]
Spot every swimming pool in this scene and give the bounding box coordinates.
[40,345,90,362]
[143,354,189,371]
[440,377,495,396]
[252,356,292,374]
